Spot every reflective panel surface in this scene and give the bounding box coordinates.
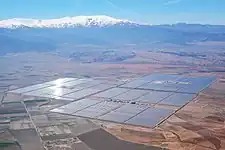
[73,101,124,118]
[74,110,105,118]
[126,107,173,127]
[82,101,123,112]
[113,104,149,115]
[23,90,51,97]
[48,95,75,101]
[24,86,76,97]
[138,81,180,91]
[93,88,129,98]
[98,111,134,123]
[136,91,172,103]
[64,88,101,99]
[141,74,183,81]
[120,79,149,88]
[8,74,215,128]
[10,83,52,94]
[55,79,93,89]
[50,99,101,114]
[113,89,149,101]
[90,84,114,91]
[44,78,78,86]
[177,76,215,93]
[159,93,195,106]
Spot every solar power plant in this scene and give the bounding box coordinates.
[50,98,102,114]
[113,89,149,101]
[141,74,184,81]
[138,81,180,92]
[176,76,216,93]
[10,74,215,128]
[159,93,195,106]
[125,107,174,127]
[74,101,124,118]
[56,79,101,89]
[98,104,149,123]
[25,86,77,97]
[119,79,151,88]
[43,78,79,86]
[87,83,115,91]
[136,91,173,103]
[93,88,130,99]
[120,74,215,94]
[10,83,53,94]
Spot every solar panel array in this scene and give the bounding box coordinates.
[10,74,215,128]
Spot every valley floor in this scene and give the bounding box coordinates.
[0,50,225,150]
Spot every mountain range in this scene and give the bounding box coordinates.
[0,15,225,55]
[0,15,138,28]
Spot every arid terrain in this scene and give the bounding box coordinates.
[0,48,225,150]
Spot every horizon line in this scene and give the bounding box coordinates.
[0,15,225,26]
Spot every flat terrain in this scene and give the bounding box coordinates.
[105,72,225,150]
[0,48,225,150]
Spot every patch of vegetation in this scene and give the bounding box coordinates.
[69,50,136,63]
[23,99,48,103]
[0,141,18,148]
[2,101,21,104]
[159,51,206,59]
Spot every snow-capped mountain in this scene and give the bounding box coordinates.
[1,17,225,55]
[0,15,140,28]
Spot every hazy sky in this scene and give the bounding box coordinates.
[0,0,225,25]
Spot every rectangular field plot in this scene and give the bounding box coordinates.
[22,89,58,98]
[114,104,149,114]
[0,102,27,114]
[9,78,89,94]
[53,79,95,89]
[98,104,149,123]
[125,107,173,127]
[136,91,172,103]
[102,79,129,86]
[48,80,105,93]
[10,83,52,94]
[159,93,195,106]
[140,74,183,82]
[22,91,75,101]
[177,76,215,93]
[50,99,101,114]
[59,81,100,90]
[113,89,149,101]
[119,79,149,88]
[47,95,75,101]
[138,81,180,91]
[124,74,215,94]
[89,84,115,91]
[63,88,103,100]
[93,88,129,98]
[24,86,76,97]
[73,101,124,118]
[44,78,78,86]
[98,112,134,123]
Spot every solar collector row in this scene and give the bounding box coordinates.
[119,74,215,94]
[50,99,174,127]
